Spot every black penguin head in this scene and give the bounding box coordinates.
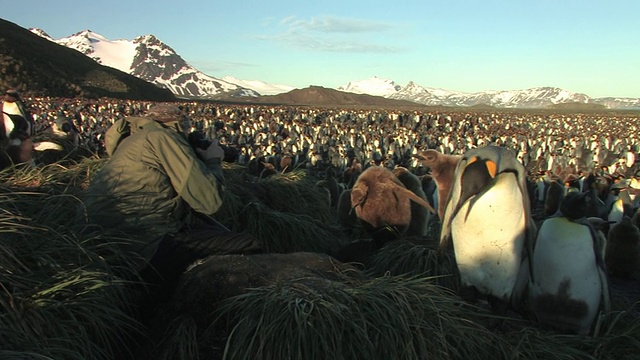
[459,156,497,206]
[559,191,591,220]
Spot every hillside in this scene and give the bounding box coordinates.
[0,18,175,101]
[240,85,431,109]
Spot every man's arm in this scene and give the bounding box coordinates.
[149,130,225,216]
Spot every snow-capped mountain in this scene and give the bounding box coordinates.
[30,29,270,98]
[337,76,402,97]
[339,77,640,109]
[55,30,137,74]
[591,97,640,110]
[390,83,591,108]
[24,27,640,108]
[29,28,54,42]
[222,76,296,96]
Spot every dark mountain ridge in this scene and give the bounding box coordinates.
[232,85,432,109]
[0,18,175,101]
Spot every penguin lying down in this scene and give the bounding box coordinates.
[332,166,437,265]
[350,165,436,240]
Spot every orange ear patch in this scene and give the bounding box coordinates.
[485,160,497,178]
[466,157,497,178]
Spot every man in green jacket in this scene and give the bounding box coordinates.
[83,103,263,296]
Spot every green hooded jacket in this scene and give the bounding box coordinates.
[83,116,225,263]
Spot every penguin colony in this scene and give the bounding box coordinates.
[336,144,640,336]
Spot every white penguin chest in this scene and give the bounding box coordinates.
[532,218,601,301]
[451,172,526,298]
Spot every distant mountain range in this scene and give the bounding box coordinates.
[339,77,640,110]
[8,19,640,109]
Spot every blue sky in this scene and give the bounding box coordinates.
[2,0,639,98]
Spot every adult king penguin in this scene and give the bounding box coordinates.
[529,191,610,335]
[439,145,535,314]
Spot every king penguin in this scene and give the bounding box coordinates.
[605,215,640,279]
[529,191,610,335]
[393,166,431,237]
[439,145,535,314]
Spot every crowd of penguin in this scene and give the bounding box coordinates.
[335,144,640,336]
[17,96,640,336]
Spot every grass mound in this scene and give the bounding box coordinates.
[0,160,143,360]
[214,275,509,360]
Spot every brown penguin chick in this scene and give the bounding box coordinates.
[413,149,461,220]
[606,216,640,279]
[350,166,435,230]
[392,166,431,237]
[280,154,293,173]
[259,162,277,180]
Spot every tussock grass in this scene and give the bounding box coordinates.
[221,168,337,224]
[503,311,640,360]
[152,315,200,360]
[213,275,510,360]
[219,168,349,253]
[232,201,348,253]
[2,157,640,360]
[365,240,460,290]
[0,159,143,360]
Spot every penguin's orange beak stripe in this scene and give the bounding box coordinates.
[466,156,497,178]
[485,160,497,178]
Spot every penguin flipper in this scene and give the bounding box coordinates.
[598,265,611,313]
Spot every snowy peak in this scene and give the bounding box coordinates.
[348,78,638,109]
[337,76,402,97]
[25,27,639,108]
[28,28,54,41]
[52,30,137,73]
[222,76,296,96]
[30,29,265,98]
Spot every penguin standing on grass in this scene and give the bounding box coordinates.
[529,191,610,335]
[439,145,535,315]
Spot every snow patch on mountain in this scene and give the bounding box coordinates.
[222,76,296,96]
[29,28,54,42]
[24,28,640,108]
[346,77,633,109]
[337,76,402,97]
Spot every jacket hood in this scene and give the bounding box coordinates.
[104,116,184,157]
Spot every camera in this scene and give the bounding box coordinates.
[188,130,239,163]
[187,130,212,150]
